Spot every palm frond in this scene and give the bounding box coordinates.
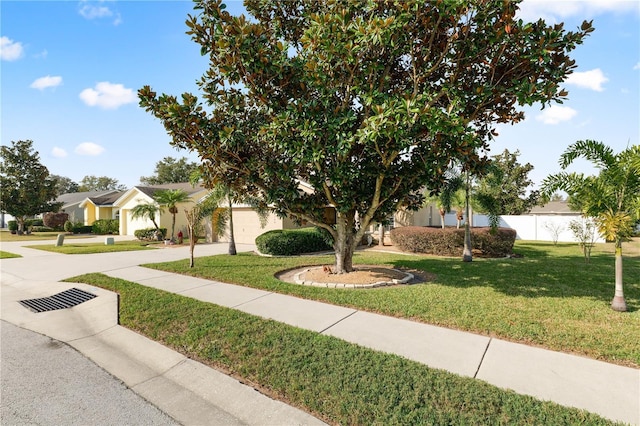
[560,140,615,170]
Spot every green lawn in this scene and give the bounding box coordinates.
[64,272,614,426]
[0,250,21,259]
[26,241,158,254]
[143,240,640,368]
[0,230,92,242]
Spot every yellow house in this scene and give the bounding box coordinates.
[79,192,125,225]
[113,183,209,237]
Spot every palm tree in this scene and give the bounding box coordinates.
[184,193,227,267]
[154,189,191,241]
[130,201,162,239]
[542,141,640,312]
[432,172,464,229]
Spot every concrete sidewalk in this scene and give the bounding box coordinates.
[102,266,640,426]
[1,239,638,425]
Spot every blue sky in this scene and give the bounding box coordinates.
[2,0,638,190]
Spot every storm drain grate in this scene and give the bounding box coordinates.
[19,288,97,313]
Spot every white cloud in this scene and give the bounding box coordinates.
[79,82,136,109]
[564,68,608,91]
[518,0,639,21]
[30,75,63,90]
[536,105,577,125]
[52,147,68,158]
[75,142,105,156]
[78,1,112,19]
[0,36,24,61]
[78,1,122,25]
[634,62,640,70]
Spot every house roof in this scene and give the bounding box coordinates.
[57,190,118,209]
[86,192,125,206]
[529,201,579,215]
[112,182,208,207]
[134,182,207,198]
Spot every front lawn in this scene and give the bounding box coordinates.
[0,230,91,242]
[64,273,614,425]
[0,250,21,259]
[144,240,640,367]
[26,241,158,254]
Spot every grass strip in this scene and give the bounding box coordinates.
[0,250,21,259]
[143,241,640,367]
[25,241,157,254]
[65,273,615,425]
[0,230,92,242]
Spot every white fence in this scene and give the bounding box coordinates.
[443,213,605,243]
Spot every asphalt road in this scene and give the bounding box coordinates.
[1,320,179,426]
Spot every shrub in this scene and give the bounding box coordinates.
[472,227,517,256]
[32,226,55,232]
[72,225,93,234]
[31,219,44,227]
[390,226,516,257]
[134,228,167,241]
[43,212,69,230]
[256,228,333,256]
[64,220,74,233]
[92,219,119,235]
[8,220,17,232]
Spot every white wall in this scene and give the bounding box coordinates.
[443,213,604,243]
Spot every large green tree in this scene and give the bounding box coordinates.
[473,149,540,227]
[542,141,640,312]
[51,174,79,195]
[78,175,127,192]
[0,140,61,232]
[140,156,200,185]
[139,0,592,273]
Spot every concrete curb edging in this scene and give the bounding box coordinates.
[293,267,414,288]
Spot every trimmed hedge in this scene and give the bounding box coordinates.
[72,225,94,234]
[32,226,55,232]
[134,228,167,241]
[256,228,332,256]
[390,226,516,257]
[92,219,119,235]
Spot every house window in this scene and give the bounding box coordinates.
[384,215,395,231]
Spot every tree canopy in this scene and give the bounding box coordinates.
[0,140,61,231]
[139,0,592,273]
[140,156,200,185]
[473,149,540,218]
[78,175,127,192]
[51,174,80,195]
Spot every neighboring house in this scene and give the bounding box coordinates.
[113,183,208,237]
[391,199,604,243]
[213,203,305,245]
[214,180,316,245]
[57,190,120,224]
[79,191,126,225]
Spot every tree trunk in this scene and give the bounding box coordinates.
[439,209,445,229]
[333,211,357,274]
[462,173,473,262]
[378,223,384,246]
[171,213,177,241]
[610,240,626,311]
[227,194,237,255]
[188,224,195,268]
